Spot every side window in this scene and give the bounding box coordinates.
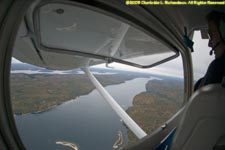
[10,2,184,150]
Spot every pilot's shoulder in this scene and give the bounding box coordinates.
[206,58,225,76]
[209,56,225,69]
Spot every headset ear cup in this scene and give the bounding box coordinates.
[219,20,225,41]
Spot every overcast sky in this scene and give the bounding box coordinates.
[12,31,213,80]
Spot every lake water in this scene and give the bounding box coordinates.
[15,77,152,150]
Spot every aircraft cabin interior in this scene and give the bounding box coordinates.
[0,0,225,150]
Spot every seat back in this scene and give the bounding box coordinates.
[171,82,225,150]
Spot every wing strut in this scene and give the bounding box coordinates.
[109,23,129,57]
[83,67,147,139]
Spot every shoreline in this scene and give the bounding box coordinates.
[14,96,83,116]
[14,104,60,116]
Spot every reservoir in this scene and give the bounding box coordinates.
[15,77,152,150]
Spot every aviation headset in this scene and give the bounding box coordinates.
[209,11,225,55]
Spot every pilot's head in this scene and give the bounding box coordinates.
[206,10,225,58]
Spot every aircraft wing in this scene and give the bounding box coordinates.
[13,2,180,70]
[12,2,225,70]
